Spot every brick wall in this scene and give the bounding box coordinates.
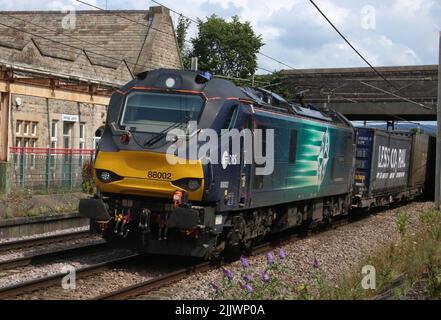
[11,94,107,150]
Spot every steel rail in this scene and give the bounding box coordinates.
[95,262,211,300]
[0,240,106,271]
[0,230,91,253]
[0,254,140,299]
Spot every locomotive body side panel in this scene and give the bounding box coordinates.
[246,109,354,209]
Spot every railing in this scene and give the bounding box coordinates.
[9,147,95,194]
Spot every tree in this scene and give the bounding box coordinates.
[191,15,264,78]
[176,15,190,55]
[176,15,191,69]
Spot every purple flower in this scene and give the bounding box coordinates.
[243,284,253,293]
[313,258,320,269]
[210,282,219,292]
[240,256,249,268]
[266,252,274,265]
[243,274,252,282]
[223,268,233,280]
[278,248,286,259]
[261,271,270,283]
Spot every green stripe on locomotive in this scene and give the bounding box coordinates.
[250,110,354,208]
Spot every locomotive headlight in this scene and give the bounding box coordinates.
[100,171,111,182]
[95,169,123,183]
[172,178,202,191]
[187,179,201,191]
[165,77,176,88]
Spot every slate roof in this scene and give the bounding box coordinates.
[0,9,180,85]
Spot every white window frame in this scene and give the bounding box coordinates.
[79,123,86,150]
[30,139,36,169]
[50,140,57,168]
[31,122,37,136]
[93,137,101,149]
[16,121,22,135]
[23,121,29,136]
[63,121,73,149]
[51,120,58,142]
[79,123,85,140]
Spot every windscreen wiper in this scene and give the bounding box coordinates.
[144,116,191,147]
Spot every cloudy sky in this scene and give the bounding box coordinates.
[1,0,440,73]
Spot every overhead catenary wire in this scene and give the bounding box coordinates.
[1,5,267,87]
[149,0,295,73]
[308,0,399,90]
[150,0,434,130]
[307,0,432,111]
[3,0,432,131]
[3,11,284,84]
[75,0,271,84]
[358,81,432,110]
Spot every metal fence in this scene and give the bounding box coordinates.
[9,147,95,194]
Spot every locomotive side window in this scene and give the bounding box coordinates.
[224,106,239,129]
[289,129,298,164]
[120,92,204,133]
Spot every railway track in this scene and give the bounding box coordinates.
[95,241,302,300]
[0,239,106,271]
[0,230,92,254]
[94,216,358,300]
[0,204,412,300]
[96,262,211,300]
[0,254,141,299]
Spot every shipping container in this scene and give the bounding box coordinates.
[354,128,412,198]
[408,133,430,189]
[425,135,437,197]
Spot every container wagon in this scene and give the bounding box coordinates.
[353,128,429,209]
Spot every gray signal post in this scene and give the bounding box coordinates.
[436,31,441,210]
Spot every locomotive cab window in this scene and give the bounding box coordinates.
[223,105,239,129]
[120,92,204,133]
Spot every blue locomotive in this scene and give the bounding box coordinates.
[79,69,432,258]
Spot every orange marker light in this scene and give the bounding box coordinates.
[173,190,183,208]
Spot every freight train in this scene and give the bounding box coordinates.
[79,68,434,258]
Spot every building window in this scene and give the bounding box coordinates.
[51,120,58,140]
[24,122,29,136]
[80,123,85,140]
[63,122,73,149]
[79,140,85,167]
[16,121,22,135]
[15,138,21,147]
[30,140,36,168]
[93,137,101,149]
[79,123,86,155]
[31,122,37,136]
[50,141,56,168]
